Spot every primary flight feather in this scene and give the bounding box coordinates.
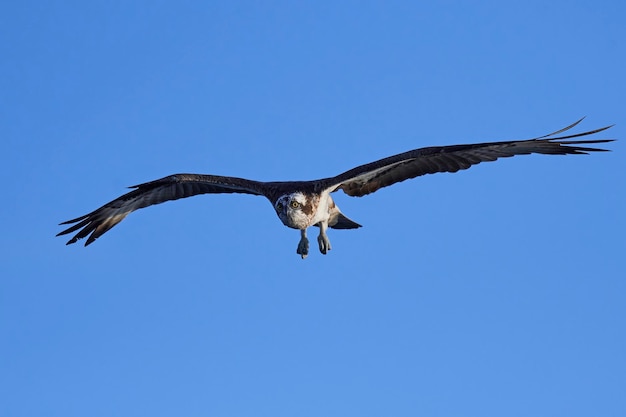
[57,118,614,258]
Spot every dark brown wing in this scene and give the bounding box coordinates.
[324,119,614,197]
[57,174,266,246]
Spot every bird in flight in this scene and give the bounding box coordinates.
[58,119,614,258]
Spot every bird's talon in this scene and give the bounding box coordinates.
[296,234,309,259]
[317,234,332,255]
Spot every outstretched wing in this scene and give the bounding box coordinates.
[325,119,614,197]
[57,174,266,246]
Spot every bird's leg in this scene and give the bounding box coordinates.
[317,221,332,255]
[297,229,309,259]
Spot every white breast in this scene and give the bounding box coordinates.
[307,191,333,227]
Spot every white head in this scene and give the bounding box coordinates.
[274,192,315,229]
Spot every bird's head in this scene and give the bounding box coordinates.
[274,192,313,229]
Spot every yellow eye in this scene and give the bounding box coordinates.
[290,200,300,209]
[276,203,283,211]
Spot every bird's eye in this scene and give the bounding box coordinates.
[290,201,300,209]
[276,203,283,211]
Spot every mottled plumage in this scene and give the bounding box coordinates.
[58,119,614,258]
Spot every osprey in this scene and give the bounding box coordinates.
[58,119,614,258]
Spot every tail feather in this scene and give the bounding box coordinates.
[329,212,362,229]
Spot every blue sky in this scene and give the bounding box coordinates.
[2,1,625,416]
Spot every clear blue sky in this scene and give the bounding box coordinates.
[2,1,624,416]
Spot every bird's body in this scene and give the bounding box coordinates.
[57,119,614,258]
